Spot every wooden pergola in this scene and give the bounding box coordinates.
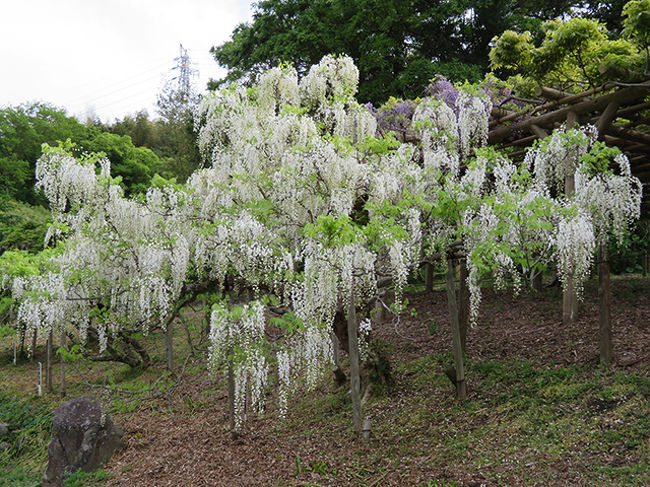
[487,80,650,216]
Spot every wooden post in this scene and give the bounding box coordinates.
[46,329,53,393]
[458,258,470,354]
[38,362,43,396]
[30,327,37,362]
[446,258,466,399]
[598,240,613,365]
[346,285,362,436]
[563,111,580,324]
[60,329,66,397]
[227,360,237,438]
[165,320,174,371]
[19,325,26,359]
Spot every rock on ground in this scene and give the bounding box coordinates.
[42,395,123,487]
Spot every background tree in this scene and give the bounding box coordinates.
[210,0,583,103]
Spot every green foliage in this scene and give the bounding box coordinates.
[79,133,160,196]
[609,221,650,273]
[211,0,578,103]
[0,199,50,252]
[579,141,620,176]
[490,1,650,88]
[623,0,650,50]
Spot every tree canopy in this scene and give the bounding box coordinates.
[211,0,594,103]
[490,0,650,90]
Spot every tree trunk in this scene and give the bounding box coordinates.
[598,240,613,365]
[446,258,466,399]
[46,329,53,393]
[532,271,543,293]
[165,320,174,371]
[372,298,384,326]
[347,286,362,436]
[425,262,434,293]
[562,276,580,324]
[19,324,26,359]
[458,259,470,354]
[227,359,237,438]
[331,332,346,386]
[642,251,648,277]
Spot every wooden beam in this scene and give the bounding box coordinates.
[609,125,650,147]
[596,101,620,135]
[535,86,574,100]
[532,83,613,114]
[630,154,649,165]
[496,134,538,149]
[603,135,650,152]
[529,124,549,139]
[489,85,650,144]
[617,101,650,117]
[566,111,579,129]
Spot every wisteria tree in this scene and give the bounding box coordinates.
[4,56,642,438]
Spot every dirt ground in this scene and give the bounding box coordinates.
[104,277,649,487]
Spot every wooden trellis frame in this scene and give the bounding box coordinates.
[487,79,650,215]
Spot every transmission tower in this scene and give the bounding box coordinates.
[171,44,198,100]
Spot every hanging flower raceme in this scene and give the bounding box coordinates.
[525,125,598,193]
[553,210,596,300]
[208,301,269,430]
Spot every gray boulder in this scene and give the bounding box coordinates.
[0,422,8,437]
[42,395,123,487]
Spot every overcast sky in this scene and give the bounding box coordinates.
[0,0,254,122]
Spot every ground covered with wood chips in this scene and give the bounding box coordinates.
[98,277,649,487]
[1,277,648,486]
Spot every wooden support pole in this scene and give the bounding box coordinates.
[347,285,362,436]
[535,85,574,100]
[30,327,37,362]
[608,126,650,147]
[529,124,549,139]
[563,112,580,325]
[38,362,43,396]
[598,240,613,365]
[228,360,237,437]
[596,101,620,135]
[445,258,466,399]
[46,329,53,393]
[459,259,470,354]
[60,329,66,397]
[425,262,434,293]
